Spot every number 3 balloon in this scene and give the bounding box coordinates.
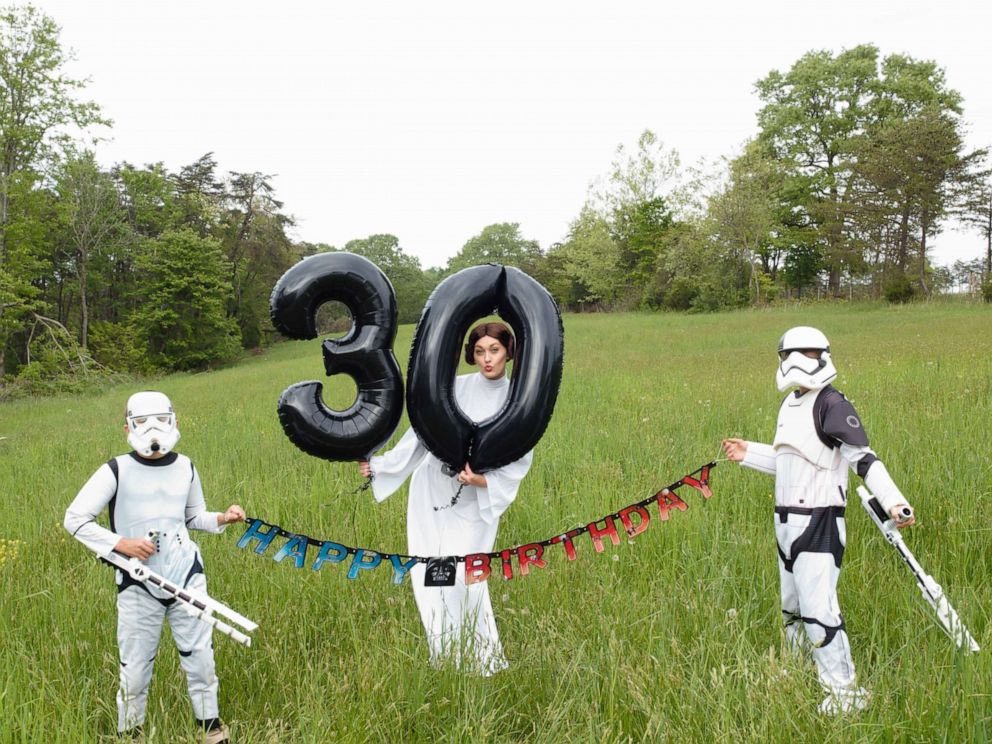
[269,252,405,461]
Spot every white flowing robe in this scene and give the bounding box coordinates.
[370,372,533,675]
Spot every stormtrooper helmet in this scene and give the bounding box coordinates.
[125,391,180,456]
[775,326,837,392]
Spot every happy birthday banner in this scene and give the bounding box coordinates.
[237,462,716,586]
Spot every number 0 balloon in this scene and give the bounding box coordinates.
[269,252,405,461]
[406,264,564,473]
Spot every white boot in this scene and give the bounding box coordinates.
[818,687,870,715]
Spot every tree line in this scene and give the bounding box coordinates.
[2,6,990,395]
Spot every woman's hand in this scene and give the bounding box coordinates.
[722,438,747,462]
[359,460,372,478]
[115,536,155,560]
[457,463,486,488]
[219,504,246,526]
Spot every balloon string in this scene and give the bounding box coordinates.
[433,482,466,512]
[321,475,374,508]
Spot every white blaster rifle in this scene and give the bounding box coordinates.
[857,486,979,653]
[101,550,257,647]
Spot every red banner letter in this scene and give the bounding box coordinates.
[465,553,492,585]
[516,543,547,576]
[656,488,689,521]
[588,517,621,553]
[681,467,713,499]
[549,528,583,561]
[618,505,650,538]
[500,549,515,581]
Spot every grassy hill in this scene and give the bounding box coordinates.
[1,301,989,742]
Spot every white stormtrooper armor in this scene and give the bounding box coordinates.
[738,328,911,714]
[106,453,203,595]
[64,402,228,734]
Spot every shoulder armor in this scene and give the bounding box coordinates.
[815,386,870,448]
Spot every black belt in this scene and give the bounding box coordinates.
[775,505,845,522]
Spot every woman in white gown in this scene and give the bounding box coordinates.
[360,322,532,675]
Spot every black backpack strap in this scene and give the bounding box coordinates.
[107,457,120,531]
[107,457,119,486]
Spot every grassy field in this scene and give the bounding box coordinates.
[1,301,990,743]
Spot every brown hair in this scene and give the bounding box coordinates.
[464,322,515,364]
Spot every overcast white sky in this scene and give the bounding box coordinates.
[23,0,992,269]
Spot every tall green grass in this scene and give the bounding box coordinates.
[1,302,990,743]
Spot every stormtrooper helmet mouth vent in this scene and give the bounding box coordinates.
[126,391,180,456]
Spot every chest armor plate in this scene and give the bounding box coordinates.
[112,454,197,586]
[772,390,837,470]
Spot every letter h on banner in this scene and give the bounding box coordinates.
[588,517,621,553]
[238,520,281,554]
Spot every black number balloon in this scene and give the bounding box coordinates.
[269,252,405,461]
[405,264,564,473]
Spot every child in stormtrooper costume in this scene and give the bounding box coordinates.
[64,392,245,742]
[722,327,915,714]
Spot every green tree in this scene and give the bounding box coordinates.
[0,176,51,374]
[705,141,787,302]
[873,53,963,121]
[781,243,823,298]
[446,223,542,277]
[594,130,683,305]
[54,152,126,348]
[554,205,623,308]
[113,161,181,238]
[958,175,992,278]
[174,152,224,234]
[0,4,107,375]
[595,130,681,216]
[851,109,985,294]
[128,228,240,370]
[220,171,296,346]
[612,196,674,305]
[654,222,706,310]
[756,45,879,295]
[538,242,585,309]
[94,162,183,329]
[344,234,434,324]
[757,45,972,297]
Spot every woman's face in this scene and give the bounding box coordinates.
[473,335,509,379]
